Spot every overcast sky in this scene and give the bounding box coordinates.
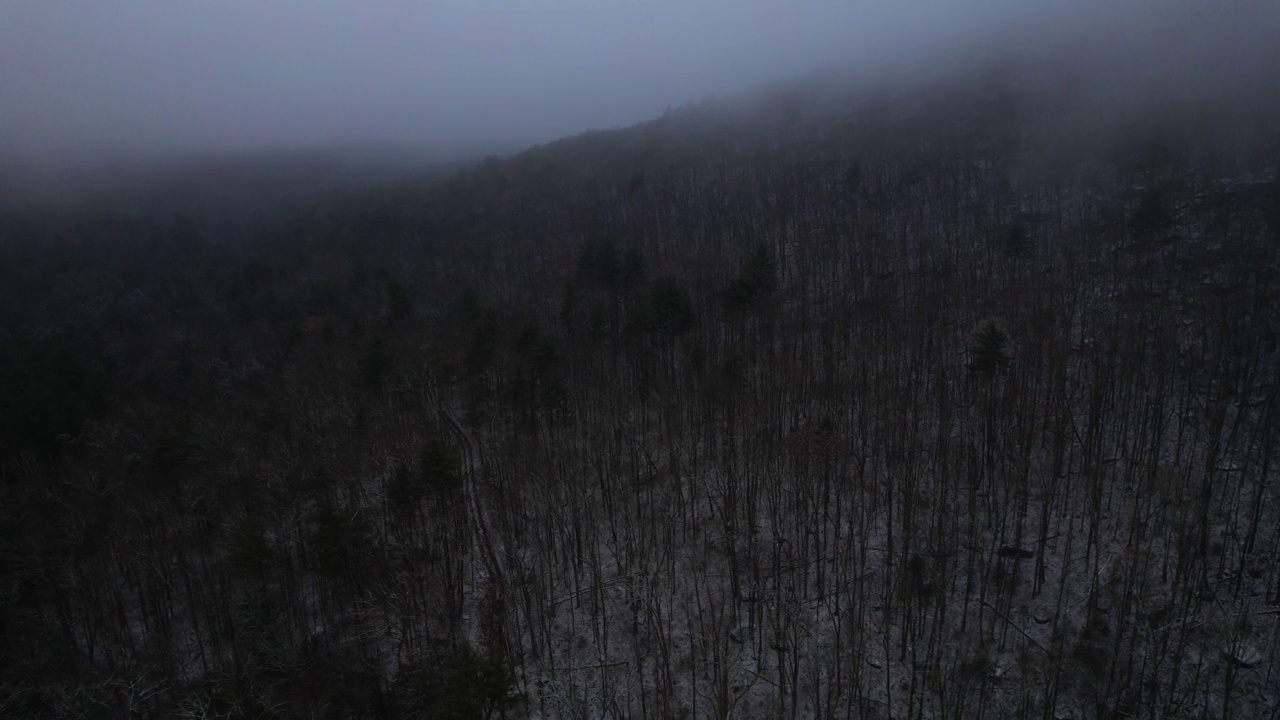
[1,0,1082,163]
[6,0,1275,166]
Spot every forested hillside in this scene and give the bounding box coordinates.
[3,38,1280,719]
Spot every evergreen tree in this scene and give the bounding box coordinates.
[722,242,777,316]
[386,277,412,321]
[643,275,695,344]
[968,321,1010,378]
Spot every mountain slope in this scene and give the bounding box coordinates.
[2,16,1280,717]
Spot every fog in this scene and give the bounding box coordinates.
[1,0,1059,165]
[1,0,1275,167]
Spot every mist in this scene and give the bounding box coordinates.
[3,0,1277,170]
[2,0,1075,165]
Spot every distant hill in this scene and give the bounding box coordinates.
[0,144,475,221]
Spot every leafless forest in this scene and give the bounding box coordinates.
[3,54,1280,719]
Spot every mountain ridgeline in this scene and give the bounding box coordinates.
[2,43,1280,719]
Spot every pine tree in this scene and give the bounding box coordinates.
[968,321,1010,378]
[644,275,695,344]
[386,277,412,321]
[722,242,777,316]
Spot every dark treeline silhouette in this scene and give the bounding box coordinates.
[2,50,1279,719]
